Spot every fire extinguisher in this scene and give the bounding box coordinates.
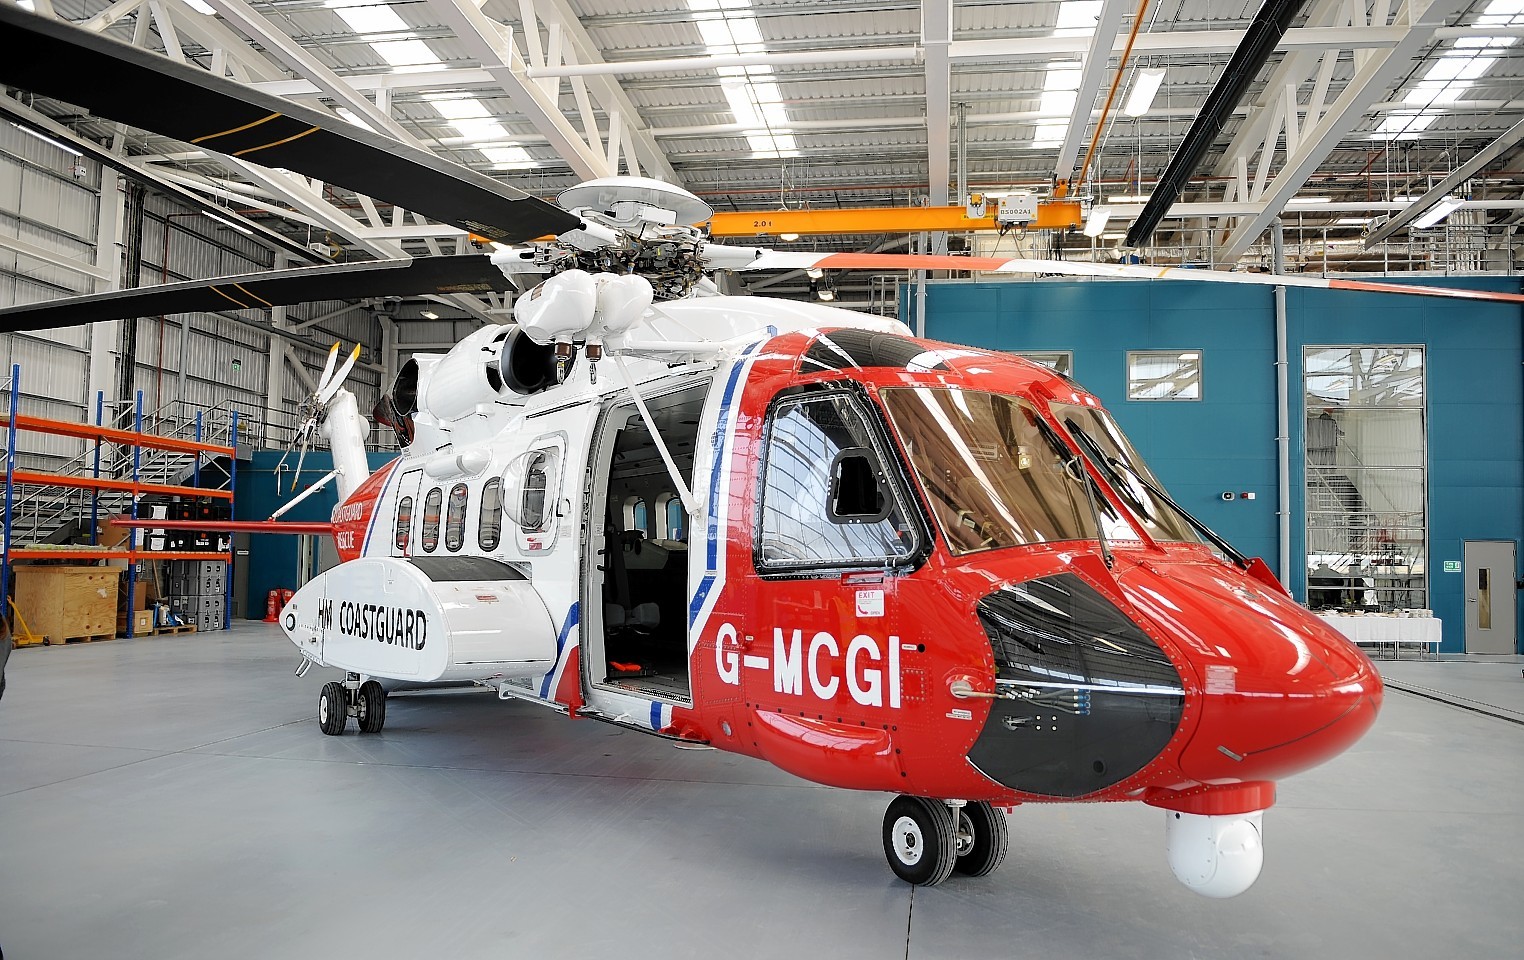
[263,589,281,623]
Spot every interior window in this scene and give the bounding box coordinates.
[758,391,917,570]
[665,496,685,541]
[479,478,503,551]
[445,483,469,552]
[394,496,413,552]
[421,487,442,553]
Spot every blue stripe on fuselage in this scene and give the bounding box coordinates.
[539,602,581,699]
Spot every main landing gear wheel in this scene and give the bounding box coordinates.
[318,681,348,736]
[953,801,1010,877]
[883,796,958,886]
[356,680,386,734]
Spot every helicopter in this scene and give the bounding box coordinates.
[7,5,1512,899]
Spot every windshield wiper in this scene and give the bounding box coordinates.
[1033,416,1114,569]
[1095,450,1250,569]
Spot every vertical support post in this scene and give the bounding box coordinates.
[224,411,238,630]
[2,365,20,627]
[127,390,142,638]
[1272,219,1294,596]
[91,391,103,545]
[193,410,202,487]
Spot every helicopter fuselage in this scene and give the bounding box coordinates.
[284,295,1381,897]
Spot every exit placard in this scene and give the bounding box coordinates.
[1443,560,1461,573]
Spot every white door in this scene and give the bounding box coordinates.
[1464,540,1516,654]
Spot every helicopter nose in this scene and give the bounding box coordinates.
[1121,563,1383,784]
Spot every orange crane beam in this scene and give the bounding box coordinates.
[705,201,1083,238]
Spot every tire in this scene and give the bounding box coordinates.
[356,680,387,734]
[882,796,958,886]
[318,681,348,736]
[953,801,1010,877]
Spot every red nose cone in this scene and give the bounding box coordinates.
[1121,560,1383,785]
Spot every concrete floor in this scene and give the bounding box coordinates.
[1,622,1520,959]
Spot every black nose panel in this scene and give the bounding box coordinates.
[969,573,1184,798]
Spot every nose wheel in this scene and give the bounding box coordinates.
[882,796,1011,885]
[316,676,388,736]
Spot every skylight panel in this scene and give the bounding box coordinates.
[684,0,794,159]
[1040,90,1078,115]
[1373,114,1437,139]
[451,118,509,141]
[1482,0,1524,15]
[1053,0,1102,36]
[1044,64,1083,91]
[332,4,409,35]
[372,40,440,66]
[1404,81,1469,105]
[1032,120,1068,147]
[481,145,535,169]
[429,97,492,121]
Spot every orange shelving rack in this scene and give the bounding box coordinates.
[1,363,238,638]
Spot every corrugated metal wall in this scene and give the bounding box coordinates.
[0,123,383,466]
[0,122,99,466]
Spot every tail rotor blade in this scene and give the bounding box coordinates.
[315,342,341,397]
[319,344,363,403]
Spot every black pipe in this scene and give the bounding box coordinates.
[1123,0,1309,248]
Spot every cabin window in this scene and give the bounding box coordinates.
[757,391,918,571]
[394,496,413,552]
[521,450,553,533]
[1015,351,1073,378]
[445,483,469,552]
[1127,350,1202,400]
[479,478,503,551]
[421,487,443,553]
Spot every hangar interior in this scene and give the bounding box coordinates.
[1,1,1522,957]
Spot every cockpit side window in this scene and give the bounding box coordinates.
[757,391,919,572]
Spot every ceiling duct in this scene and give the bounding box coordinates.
[1123,0,1309,248]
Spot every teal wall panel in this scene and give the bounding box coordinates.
[919,276,1523,653]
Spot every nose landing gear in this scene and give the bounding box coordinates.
[317,675,388,735]
[882,796,1011,885]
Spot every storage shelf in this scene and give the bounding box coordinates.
[0,413,234,457]
[9,469,233,500]
[8,549,233,561]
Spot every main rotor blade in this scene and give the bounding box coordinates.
[0,100,324,265]
[0,255,508,333]
[743,251,1524,305]
[0,7,581,244]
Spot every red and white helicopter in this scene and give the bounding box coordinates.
[7,5,1520,899]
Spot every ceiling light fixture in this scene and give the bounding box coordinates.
[420,309,440,320]
[1083,205,1112,237]
[1412,195,1464,229]
[779,232,800,242]
[1123,68,1166,117]
[203,211,252,235]
[14,123,82,157]
[806,266,824,279]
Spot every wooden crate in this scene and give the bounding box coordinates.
[12,565,119,645]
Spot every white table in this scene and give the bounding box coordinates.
[1315,613,1442,658]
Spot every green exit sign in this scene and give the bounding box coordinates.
[1443,560,1461,573]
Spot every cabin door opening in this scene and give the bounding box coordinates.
[585,380,709,706]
